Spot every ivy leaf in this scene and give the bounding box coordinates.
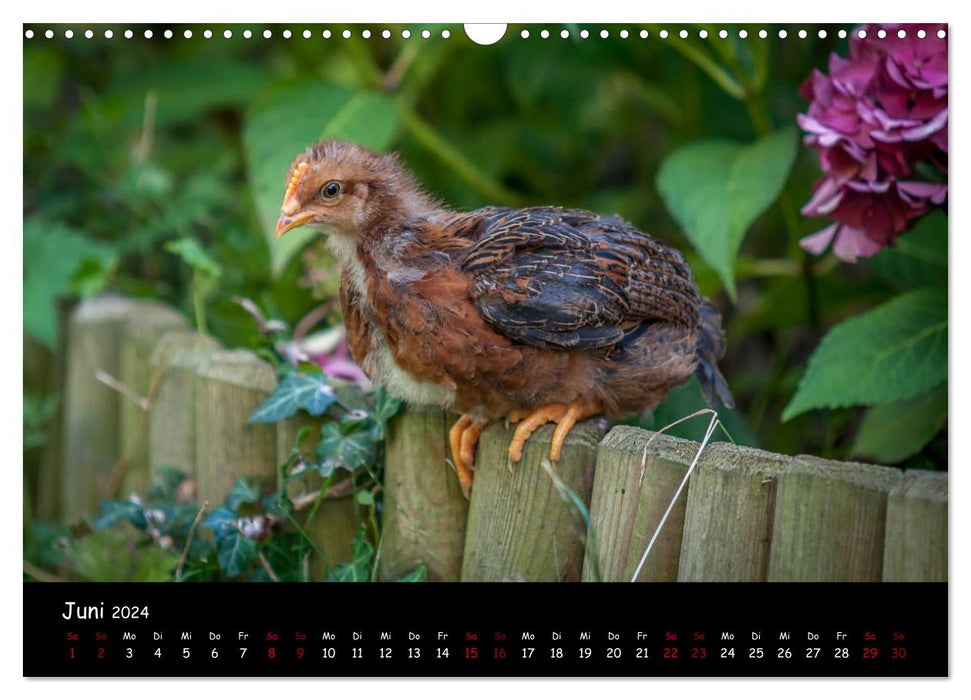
[202,506,238,539]
[243,81,398,276]
[316,418,379,471]
[250,373,338,424]
[373,387,404,429]
[324,532,374,582]
[224,477,263,511]
[216,531,259,578]
[851,385,947,463]
[93,500,147,531]
[656,127,797,297]
[782,287,947,420]
[396,565,428,583]
[867,211,947,290]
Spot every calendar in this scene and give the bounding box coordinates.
[22,19,950,681]
[24,583,946,676]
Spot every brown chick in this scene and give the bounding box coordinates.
[276,140,734,498]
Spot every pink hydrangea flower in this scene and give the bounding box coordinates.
[798,24,947,261]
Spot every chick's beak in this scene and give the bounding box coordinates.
[275,211,314,238]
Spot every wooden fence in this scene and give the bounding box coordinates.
[29,295,948,583]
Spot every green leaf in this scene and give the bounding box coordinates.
[23,217,118,348]
[217,531,259,578]
[224,477,263,511]
[851,385,947,463]
[93,500,147,531]
[165,237,222,279]
[250,373,338,424]
[396,565,428,583]
[373,387,404,428]
[782,287,947,420]
[867,211,947,290]
[107,58,271,128]
[354,490,375,507]
[243,81,398,276]
[316,418,379,471]
[324,532,374,582]
[656,127,798,297]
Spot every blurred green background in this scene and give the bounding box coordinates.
[23,22,946,475]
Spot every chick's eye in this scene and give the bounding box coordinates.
[321,181,342,200]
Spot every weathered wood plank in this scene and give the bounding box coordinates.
[276,417,358,580]
[195,349,278,507]
[767,455,901,581]
[147,330,221,481]
[117,303,188,497]
[677,443,791,582]
[34,298,75,520]
[882,470,947,582]
[61,296,144,521]
[583,426,697,582]
[379,407,469,582]
[461,419,605,582]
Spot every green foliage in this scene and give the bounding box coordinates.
[317,413,380,472]
[783,287,947,420]
[867,211,947,291]
[656,127,798,297]
[243,81,398,275]
[23,217,118,348]
[23,394,59,449]
[250,373,339,423]
[324,532,374,582]
[851,386,948,464]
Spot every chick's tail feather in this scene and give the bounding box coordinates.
[694,300,735,410]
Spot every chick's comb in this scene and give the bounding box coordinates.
[284,162,309,204]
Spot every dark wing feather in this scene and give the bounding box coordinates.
[460,207,703,352]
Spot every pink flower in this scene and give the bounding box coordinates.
[798,24,947,261]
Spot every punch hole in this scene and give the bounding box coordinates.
[25,29,33,39]
[184,29,192,38]
[45,29,53,39]
[521,29,529,39]
[283,29,292,38]
[560,29,569,39]
[263,29,271,39]
[464,24,507,45]
[381,29,390,39]
[303,30,311,39]
[719,30,728,39]
[759,29,768,39]
[84,29,93,39]
[421,29,430,39]
[105,30,113,38]
[144,29,153,39]
[203,30,212,39]
[342,29,352,39]
[65,29,74,39]
[738,29,747,38]
[937,29,946,39]
[918,29,926,38]
[223,30,232,39]
[124,30,133,39]
[363,29,372,38]
[402,29,411,39]
[442,29,451,38]
[324,30,333,39]
[640,30,648,38]
[620,29,629,38]
[164,29,173,39]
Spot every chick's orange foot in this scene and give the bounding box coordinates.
[275,139,735,499]
[448,414,487,499]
